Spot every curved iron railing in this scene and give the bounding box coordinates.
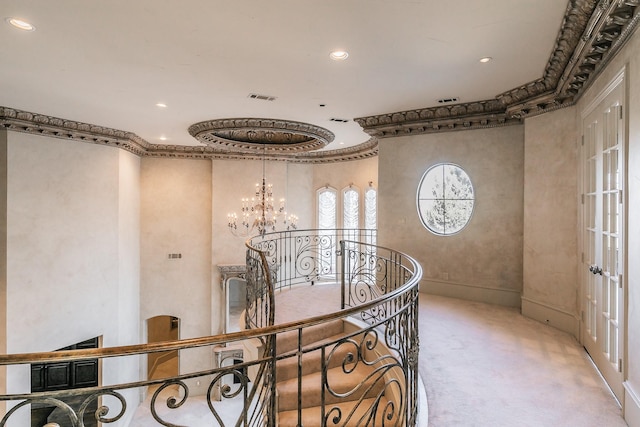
[244,229,376,330]
[0,229,421,427]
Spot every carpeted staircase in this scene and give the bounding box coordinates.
[275,319,391,426]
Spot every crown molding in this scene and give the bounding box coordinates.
[2,0,639,159]
[187,118,334,154]
[0,106,376,164]
[0,106,150,156]
[356,0,639,138]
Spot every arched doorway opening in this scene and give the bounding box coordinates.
[146,316,180,384]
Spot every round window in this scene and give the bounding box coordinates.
[416,163,474,235]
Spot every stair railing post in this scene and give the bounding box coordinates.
[340,239,346,310]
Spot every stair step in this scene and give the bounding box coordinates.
[276,319,344,355]
[276,333,362,382]
[277,396,392,427]
[276,363,385,412]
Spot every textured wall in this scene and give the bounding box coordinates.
[211,158,314,333]
[576,25,640,424]
[140,157,212,395]
[109,149,141,415]
[0,130,6,415]
[4,133,140,426]
[626,33,640,425]
[522,106,579,334]
[378,126,524,306]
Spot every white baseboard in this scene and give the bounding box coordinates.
[421,279,521,308]
[624,381,640,427]
[418,374,429,426]
[521,296,579,337]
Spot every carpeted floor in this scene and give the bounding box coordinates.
[420,294,626,427]
[131,286,628,426]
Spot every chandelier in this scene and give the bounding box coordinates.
[227,153,298,237]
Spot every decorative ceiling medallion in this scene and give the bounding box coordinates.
[2,0,639,161]
[188,118,334,154]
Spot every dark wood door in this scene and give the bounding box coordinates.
[30,337,99,427]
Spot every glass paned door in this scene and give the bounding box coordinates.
[581,81,625,402]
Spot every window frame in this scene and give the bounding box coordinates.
[416,163,475,236]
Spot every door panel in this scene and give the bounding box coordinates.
[581,82,625,402]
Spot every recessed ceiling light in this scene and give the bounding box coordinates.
[479,57,492,63]
[155,103,168,108]
[159,136,168,141]
[339,142,344,145]
[330,50,349,61]
[6,17,35,31]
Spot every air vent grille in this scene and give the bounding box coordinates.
[438,97,459,104]
[248,93,277,101]
[329,118,349,123]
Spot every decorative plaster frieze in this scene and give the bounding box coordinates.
[357,0,639,137]
[0,106,375,163]
[0,106,150,156]
[144,136,378,163]
[2,0,639,158]
[188,118,334,154]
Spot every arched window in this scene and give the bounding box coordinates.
[364,183,377,248]
[364,183,377,230]
[317,186,337,230]
[342,186,359,229]
[417,163,474,235]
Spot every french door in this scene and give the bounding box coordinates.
[581,74,625,403]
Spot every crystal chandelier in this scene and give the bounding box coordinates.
[227,152,298,237]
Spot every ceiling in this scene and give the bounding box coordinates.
[0,1,637,161]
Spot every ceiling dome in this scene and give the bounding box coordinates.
[188,118,334,154]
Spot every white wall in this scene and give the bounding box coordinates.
[377,126,524,307]
[3,132,141,426]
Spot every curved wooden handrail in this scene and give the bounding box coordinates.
[0,249,420,366]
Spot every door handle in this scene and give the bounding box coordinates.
[589,265,603,275]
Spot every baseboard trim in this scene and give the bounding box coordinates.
[421,279,521,308]
[521,296,579,337]
[418,374,429,426]
[624,381,640,426]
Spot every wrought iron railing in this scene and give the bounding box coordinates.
[0,229,420,427]
[244,229,376,329]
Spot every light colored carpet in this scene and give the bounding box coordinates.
[420,294,626,427]
[130,288,627,426]
[274,282,342,324]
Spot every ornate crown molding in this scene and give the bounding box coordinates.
[142,136,378,164]
[0,106,150,156]
[187,118,334,154]
[0,106,374,164]
[3,0,639,158]
[356,0,639,138]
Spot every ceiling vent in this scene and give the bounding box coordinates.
[437,97,459,104]
[248,93,277,101]
[329,118,349,123]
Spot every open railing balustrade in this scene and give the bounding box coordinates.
[244,229,376,330]
[0,229,421,427]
